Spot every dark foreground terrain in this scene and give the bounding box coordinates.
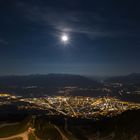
[0,109,140,140]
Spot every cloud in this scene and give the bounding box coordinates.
[17,1,135,39]
[17,2,115,39]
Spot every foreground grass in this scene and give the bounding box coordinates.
[0,117,31,138]
[5,138,23,140]
[28,134,36,140]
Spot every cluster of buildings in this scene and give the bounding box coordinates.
[0,92,140,119]
[19,96,140,119]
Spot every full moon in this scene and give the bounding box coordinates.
[61,34,69,43]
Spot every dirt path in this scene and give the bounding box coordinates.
[53,125,69,140]
[0,131,28,140]
[0,123,20,129]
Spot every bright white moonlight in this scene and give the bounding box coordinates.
[61,34,69,43]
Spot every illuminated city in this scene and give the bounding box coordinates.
[0,93,140,119]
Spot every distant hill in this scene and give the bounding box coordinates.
[105,73,140,85]
[0,74,100,88]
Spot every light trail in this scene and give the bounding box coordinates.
[64,99,77,116]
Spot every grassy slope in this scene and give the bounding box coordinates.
[0,117,31,138]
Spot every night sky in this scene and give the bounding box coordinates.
[0,0,140,76]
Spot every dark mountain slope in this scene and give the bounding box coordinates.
[106,73,140,85]
[0,74,100,88]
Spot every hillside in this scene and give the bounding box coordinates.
[34,109,140,140]
[0,74,100,88]
[1,109,140,140]
[106,73,140,85]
